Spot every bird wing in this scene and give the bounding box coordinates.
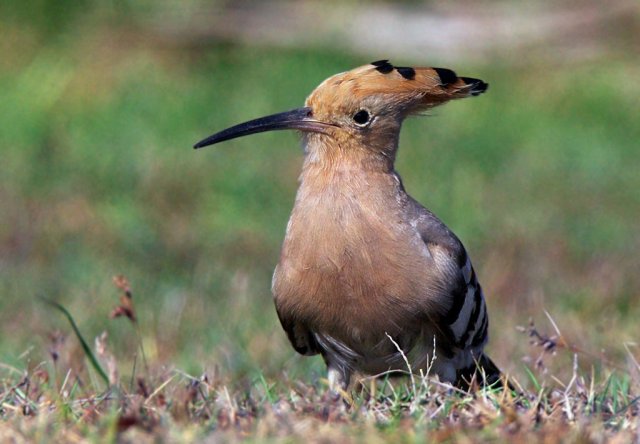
[274,304,320,357]
[406,196,490,355]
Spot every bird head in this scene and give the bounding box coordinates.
[194,60,487,165]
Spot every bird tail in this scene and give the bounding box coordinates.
[456,354,513,391]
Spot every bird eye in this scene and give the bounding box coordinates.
[352,109,371,126]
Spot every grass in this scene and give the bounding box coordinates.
[2,305,639,442]
[1,3,640,441]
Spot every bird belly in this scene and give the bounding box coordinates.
[272,214,445,375]
[275,226,427,330]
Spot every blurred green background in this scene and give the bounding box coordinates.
[1,0,638,385]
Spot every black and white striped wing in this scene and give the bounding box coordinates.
[408,198,490,362]
[439,251,489,352]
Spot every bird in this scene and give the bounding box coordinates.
[194,60,504,391]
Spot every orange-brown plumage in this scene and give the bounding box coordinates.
[195,60,502,390]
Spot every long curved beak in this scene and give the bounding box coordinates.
[194,107,331,149]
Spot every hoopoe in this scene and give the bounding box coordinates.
[195,60,503,390]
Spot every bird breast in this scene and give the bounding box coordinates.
[272,169,443,343]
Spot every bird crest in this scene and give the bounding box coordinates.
[306,60,488,120]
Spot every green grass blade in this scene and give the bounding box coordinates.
[40,297,110,387]
[258,372,276,404]
[523,365,541,392]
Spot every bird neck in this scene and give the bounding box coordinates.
[296,149,406,210]
[301,136,396,176]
